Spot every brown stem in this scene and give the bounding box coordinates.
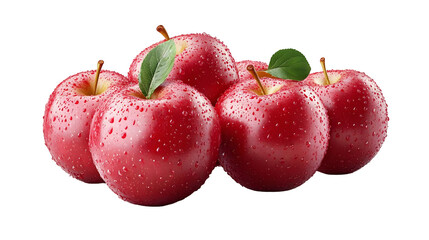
[93,60,104,95]
[320,57,330,85]
[156,25,170,40]
[247,65,267,95]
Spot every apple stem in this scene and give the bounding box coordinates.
[156,25,170,40]
[93,60,104,95]
[247,65,267,95]
[320,57,331,85]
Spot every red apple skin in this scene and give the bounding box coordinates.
[43,70,131,183]
[215,79,330,191]
[236,60,268,81]
[128,33,239,104]
[210,60,268,167]
[89,81,221,206]
[302,70,388,174]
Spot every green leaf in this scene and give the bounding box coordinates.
[139,40,176,99]
[265,49,311,81]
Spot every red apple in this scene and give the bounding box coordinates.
[301,58,389,174]
[43,61,132,183]
[128,25,239,104]
[89,81,221,206]
[236,60,268,81]
[215,65,330,191]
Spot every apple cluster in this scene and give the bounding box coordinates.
[43,26,388,206]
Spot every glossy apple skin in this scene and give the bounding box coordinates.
[302,70,388,174]
[43,70,131,183]
[89,81,221,206]
[215,79,330,191]
[236,60,268,81]
[128,33,239,104]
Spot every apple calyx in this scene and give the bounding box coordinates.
[156,25,170,40]
[247,64,267,95]
[320,57,331,85]
[93,60,104,95]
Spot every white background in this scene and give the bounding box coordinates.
[1,0,428,239]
